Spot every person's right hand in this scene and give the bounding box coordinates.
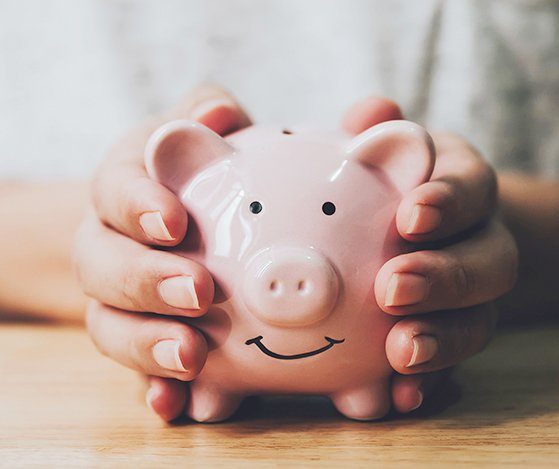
[74,85,252,419]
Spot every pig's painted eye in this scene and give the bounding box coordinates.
[322,201,336,216]
[250,201,263,214]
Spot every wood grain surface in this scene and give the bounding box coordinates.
[0,321,558,468]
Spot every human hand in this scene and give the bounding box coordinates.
[141,97,517,421]
[343,98,518,413]
[74,85,252,419]
[79,92,517,422]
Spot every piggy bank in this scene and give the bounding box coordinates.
[145,119,435,422]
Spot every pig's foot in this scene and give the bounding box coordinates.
[187,382,242,423]
[330,381,390,421]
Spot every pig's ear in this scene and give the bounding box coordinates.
[346,120,435,193]
[145,120,235,194]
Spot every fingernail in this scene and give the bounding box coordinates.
[385,273,429,307]
[407,335,439,367]
[139,211,174,241]
[152,339,188,372]
[190,98,234,121]
[407,204,442,235]
[409,390,424,411]
[146,386,157,412]
[158,276,200,310]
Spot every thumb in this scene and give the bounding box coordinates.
[341,96,404,135]
[169,83,253,136]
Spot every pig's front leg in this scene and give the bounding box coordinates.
[187,380,243,423]
[330,380,391,421]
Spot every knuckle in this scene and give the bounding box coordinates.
[122,252,162,311]
[118,178,139,221]
[425,250,476,299]
[130,316,156,363]
[452,260,476,299]
[121,267,144,311]
[409,249,437,270]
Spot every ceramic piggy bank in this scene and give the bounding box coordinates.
[145,119,435,422]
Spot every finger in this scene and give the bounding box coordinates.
[385,303,498,375]
[375,221,518,314]
[87,301,207,381]
[391,371,446,414]
[75,215,214,316]
[341,96,404,135]
[93,85,252,246]
[146,377,188,422]
[397,132,498,241]
[93,162,188,247]
[172,83,253,135]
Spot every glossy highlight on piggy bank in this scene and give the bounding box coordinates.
[145,119,435,422]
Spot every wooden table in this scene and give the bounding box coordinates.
[1,321,558,467]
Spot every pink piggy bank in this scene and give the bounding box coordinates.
[145,119,435,422]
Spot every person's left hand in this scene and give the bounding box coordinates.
[344,98,518,412]
[89,96,517,420]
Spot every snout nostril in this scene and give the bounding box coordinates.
[245,247,339,326]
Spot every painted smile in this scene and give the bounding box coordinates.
[245,335,345,360]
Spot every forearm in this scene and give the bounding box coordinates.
[497,172,559,321]
[0,181,88,323]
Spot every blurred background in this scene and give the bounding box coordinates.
[1,0,558,179]
[1,2,558,466]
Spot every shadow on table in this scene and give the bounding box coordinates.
[170,320,559,431]
[429,319,559,429]
[223,374,462,426]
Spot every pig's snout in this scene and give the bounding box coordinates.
[243,248,339,327]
